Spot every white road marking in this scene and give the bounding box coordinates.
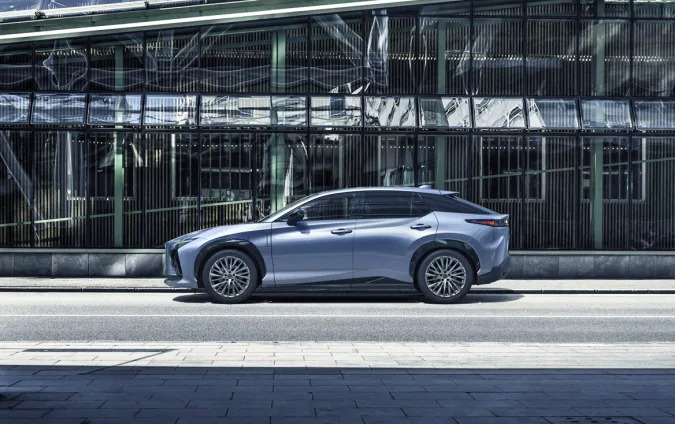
[0,314,673,318]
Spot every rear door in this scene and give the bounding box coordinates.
[352,191,438,284]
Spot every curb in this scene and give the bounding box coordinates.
[0,287,674,294]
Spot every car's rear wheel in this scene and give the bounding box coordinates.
[202,249,258,304]
[416,249,474,304]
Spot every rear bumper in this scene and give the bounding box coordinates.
[476,256,511,285]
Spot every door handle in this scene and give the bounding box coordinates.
[331,228,353,235]
[410,223,432,231]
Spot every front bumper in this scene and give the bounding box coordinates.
[476,256,511,285]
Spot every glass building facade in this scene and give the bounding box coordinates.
[1,0,675,251]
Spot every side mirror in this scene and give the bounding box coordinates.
[286,209,305,226]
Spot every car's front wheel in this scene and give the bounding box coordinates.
[416,249,474,304]
[202,249,258,304]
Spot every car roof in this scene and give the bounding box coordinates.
[314,187,459,196]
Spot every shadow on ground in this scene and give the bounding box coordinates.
[172,293,524,305]
[0,362,673,424]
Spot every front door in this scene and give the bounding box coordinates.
[270,193,357,285]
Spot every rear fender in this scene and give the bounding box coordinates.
[409,239,481,279]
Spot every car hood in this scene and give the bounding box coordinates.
[186,222,271,242]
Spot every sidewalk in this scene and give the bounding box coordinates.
[0,278,673,293]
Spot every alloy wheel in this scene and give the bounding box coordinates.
[424,256,467,297]
[209,256,251,297]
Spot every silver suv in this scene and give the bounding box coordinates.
[165,187,510,304]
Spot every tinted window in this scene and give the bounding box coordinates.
[420,194,491,214]
[358,191,429,218]
[283,194,356,221]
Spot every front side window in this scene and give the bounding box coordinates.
[283,193,356,221]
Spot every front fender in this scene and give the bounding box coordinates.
[194,238,267,286]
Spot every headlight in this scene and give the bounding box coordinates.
[176,238,197,249]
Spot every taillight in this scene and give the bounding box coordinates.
[466,218,509,227]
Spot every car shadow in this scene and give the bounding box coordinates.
[172,292,523,304]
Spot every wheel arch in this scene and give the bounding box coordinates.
[409,239,480,288]
[194,238,266,288]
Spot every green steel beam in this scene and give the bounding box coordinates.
[0,0,451,45]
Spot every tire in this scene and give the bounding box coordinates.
[416,249,474,304]
[201,249,258,304]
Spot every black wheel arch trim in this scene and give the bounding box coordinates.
[409,239,480,278]
[194,238,266,288]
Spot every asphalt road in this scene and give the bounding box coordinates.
[0,292,673,343]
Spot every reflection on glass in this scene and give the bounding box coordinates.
[634,0,675,17]
[90,33,144,92]
[39,0,145,17]
[526,20,577,96]
[0,94,30,124]
[365,96,416,128]
[419,18,470,95]
[311,15,364,94]
[201,25,272,93]
[35,39,88,91]
[144,94,197,126]
[634,100,675,129]
[0,45,33,91]
[472,20,523,95]
[310,96,362,127]
[418,135,470,194]
[32,93,86,124]
[420,2,470,15]
[419,97,471,128]
[88,94,142,125]
[579,21,630,96]
[473,97,525,128]
[581,99,632,129]
[201,96,271,126]
[475,0,522,15]
[146,30,200,92]
[366,16,417,94]
[633,21,675,97]
[526,0,577,15]
[272,96,307,126]
[580,0,630,17]
[0,0,40,20]
[527,98,579,129]
[0,130,33,247]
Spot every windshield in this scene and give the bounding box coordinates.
[259,194,318,222]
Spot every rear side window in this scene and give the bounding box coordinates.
[357,191,429,218]
[420,194,491,215]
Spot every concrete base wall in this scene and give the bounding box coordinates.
[0,251,674,279]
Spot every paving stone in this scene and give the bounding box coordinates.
[45,408,140,418]
[403,407,494,417]
[227,407,315,417]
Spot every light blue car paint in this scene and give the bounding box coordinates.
[164,187,510,290]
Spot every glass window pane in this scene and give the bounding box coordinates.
[527,0,578,15]
[88,94,141,125]
[527,98,580,129]
[365,15,417,94]
[200,95,271,127]
[580,136,632,249]
[201,25,272,93]
[524,136,578,249]
[359,191,416,218]
[256,134,308,216]
[144,132,199,247]
[473,97,525,129]
[633,21,675,97]
[631,137,675,250]
[581,0,630,17]
[33,131,88,247]
[280,24,309,94]
[310,15,364,94]
[472,135,524,248]
[200,133,255,227]
[144,94,197,126]
[308,134,361,192]
[35,39,88,91]
[581,99,632,129]
[634,100,675,130]
[419,97,471,128]
[527,20,577,96]
[299,194,355,221]
[0,44,33,91]
[420,18,469,95]
[0,130,33,247]
[39,0,145,18]
[473,20,523,95]
[579,21,630,97]
[310,96,362,127]
[420,2,470,15]
[364,135,416,187]
[272,96,307,126]
[90,33,144,92]
[32,93,86,125]
[634,0,675,17]
[0,0,40,21]
[418,135,470,194]
[0,94,30,124]
[475,0,522,15]
[365,96,416,128]
[146,30,199,92]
